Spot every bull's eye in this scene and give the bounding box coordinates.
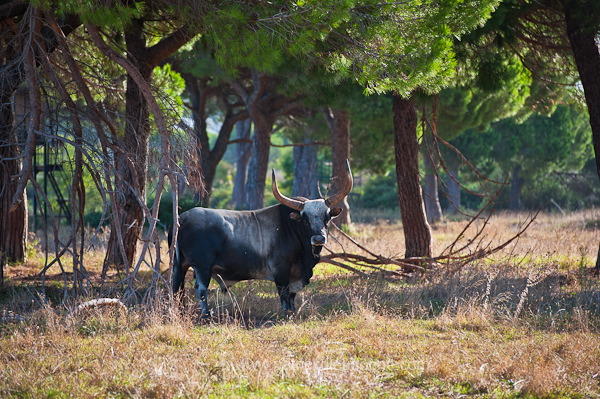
[289,212,301,222]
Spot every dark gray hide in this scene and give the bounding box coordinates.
[171,161,353,316]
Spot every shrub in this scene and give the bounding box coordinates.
[354,172,398,210]
[154,194,201,229]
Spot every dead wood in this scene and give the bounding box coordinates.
[71,298,128,316]
[319,205,539,279]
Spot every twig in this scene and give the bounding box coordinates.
[318,256,369,277]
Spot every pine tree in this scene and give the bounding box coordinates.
[0,3,80,278]
[331,0,500,258]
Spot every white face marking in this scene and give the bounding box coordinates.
[301,199,329,240]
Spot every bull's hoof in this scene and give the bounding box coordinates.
[281,309,296,320]
[195,311,212,324]
[201,306,214,318]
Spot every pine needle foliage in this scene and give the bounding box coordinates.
[41,0,145,30]
[193,0,501,96]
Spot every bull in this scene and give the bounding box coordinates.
[171,160,353,316]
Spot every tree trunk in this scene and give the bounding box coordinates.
[564,4,600,272]
[231,119,252,209]
[231,72,275,211]
[392,96,432,258]
[0,127,27,266]
[0,52,27,272]
[101,18,194,272]
[423,168,443,224]
[232,71,302,209]
[445,151,461,214]
[422,134,443,224]
[187,77,210,204]
[186,78,246,207]
[202,105,247,207]
[0,10,81,281]
[509,164,523,211]
[292,139,319,198]
[104,20,152,273]
[245,112,273,209]
[324,108,352,227]
[0,89,27,268]
[0,253,4,287]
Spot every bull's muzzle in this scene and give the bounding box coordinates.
[311,235,326,246]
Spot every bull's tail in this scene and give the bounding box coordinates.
[168,225,183,293]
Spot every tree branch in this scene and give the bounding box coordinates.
[0,1,27,22]
[146,24,198,67]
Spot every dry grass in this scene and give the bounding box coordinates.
[1,210,600,398]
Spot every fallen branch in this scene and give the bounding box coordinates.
[320,209,539,278]
[323,252,421,276]
[318,257,369,277]
[0,310,26,324]
[321,224,430,277]
[71,298,127,316]
[330,223,430,271]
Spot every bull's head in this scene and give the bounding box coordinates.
[271,160,353,248]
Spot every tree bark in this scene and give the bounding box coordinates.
[232,71,302,210]
[292,139,319,198]
[324,108,352,227]
[422,133,443,224]
[186,78,247,207]
[0,252,4,287]
[392,96,432,258]
[186,77,210,203]
[245,111,274,209]
[104,20,152,272]
[509,164,524,211]
[563,3,600,272]
[423,168,443,223]
[0,9,80,279]
[231,119,252,209]
[445,151,461,213]
[102,19,194,272]
[0,46,27,271]
[0,92,27,265]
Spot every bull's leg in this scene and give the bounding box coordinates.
[288,281,305,312]
[275,279,296,313]
[288,292,297,312]
[276,285,291,313]
[193,266,212,318]
[172,257,192,312]
[172,260,186,294]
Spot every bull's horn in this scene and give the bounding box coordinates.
[325,159,353,207]
[272,170,304,211]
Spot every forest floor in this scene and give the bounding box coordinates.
[1,209,600,398]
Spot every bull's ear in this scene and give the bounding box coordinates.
[330,207,343,218]
[289,211,301,222]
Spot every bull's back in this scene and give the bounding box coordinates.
[177,207,281,280]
